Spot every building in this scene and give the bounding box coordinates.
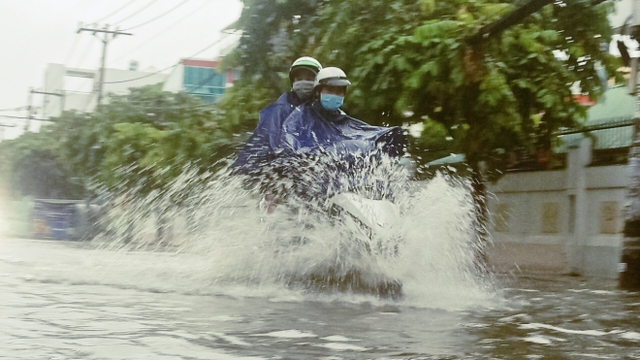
[162,58,236,104]
[41,63,170,118]
[486,86,634,278]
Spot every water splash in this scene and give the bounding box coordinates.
[89,154,495,309]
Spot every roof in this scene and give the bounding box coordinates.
[584,86,634,124]
[181,59,218,68]
[425,153,466,167]
[426,87,635,165]
[557,86,635,152]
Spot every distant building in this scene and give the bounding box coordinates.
[486,86,635,278]
[419,85,635,278]
[41,63,169,118]
[162,58,236,104]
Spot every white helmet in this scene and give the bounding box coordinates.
[315,67,351,88]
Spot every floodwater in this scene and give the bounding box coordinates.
[2,172,640,359]
[2,237,640,359]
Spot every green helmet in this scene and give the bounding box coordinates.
[289,57,322,84]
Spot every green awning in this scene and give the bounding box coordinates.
[425,153,466,166]
[556,86,635,152]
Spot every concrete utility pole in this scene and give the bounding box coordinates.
[77,25,132,106]
[31,89,65,119]
[620,0,640,290]
[26,87,33,131]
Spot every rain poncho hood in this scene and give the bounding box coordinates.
[233,100,404,175]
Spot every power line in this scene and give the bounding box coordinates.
[77,26,134,105]
[73,36,96,69]
[94,0,138,24]
[110,0,212,65]
[123,0,190,31]
[104,35,227,85]
[190,35,229,59]
[103,64,178,84]
[112,0,159,25]
[0,106,29,112]
[63,31,82,66]
[0,114,50,122]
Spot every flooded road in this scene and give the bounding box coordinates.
[2,236,640,359]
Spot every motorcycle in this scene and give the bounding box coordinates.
[254,138,406,299]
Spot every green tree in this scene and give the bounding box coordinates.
[51,85,234,197]
[0,126,82,199]
[229,0,616,168]
[1,85,235,203]
[226,0,618,261]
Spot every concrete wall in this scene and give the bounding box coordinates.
[487,139,627,278]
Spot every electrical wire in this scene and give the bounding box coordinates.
[112,0,159,25]
[104,35,227,84]
[63,32,82,66]
[190,35,229,59]
[109,0,212,65]
[122,0,190,31]
[0,106,29,112]
[103,64,178,84]
[0,114,48,121]
[73,37,96,69]
[93,0,138,24]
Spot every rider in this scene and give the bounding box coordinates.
[280,67,404,158]
[233,57,322,175]
[274,67,405,202]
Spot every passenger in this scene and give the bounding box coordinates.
[273,67,405,202]
[233,57,322,175]
[279,66,404,159]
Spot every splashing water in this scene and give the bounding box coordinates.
[90,153,495,309]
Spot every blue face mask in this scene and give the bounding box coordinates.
[320,93,344,111]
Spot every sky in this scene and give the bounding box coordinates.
[0,0,243,139]
[0,0,634,140]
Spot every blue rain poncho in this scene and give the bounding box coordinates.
[233,99,404,201]
[233,91,307,175]
[234,100,404,175]
[278,101,404,158]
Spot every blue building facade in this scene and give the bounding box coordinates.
[163,59,234,103]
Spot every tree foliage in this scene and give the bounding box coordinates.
[0,85,236,200]
[227,0,618,177]
[0,127,82,199]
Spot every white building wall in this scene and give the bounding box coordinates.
[487,139,628,278]
[162,64,185,93]
[42,64,66,118]
[103,68,169,96]
[42,64,169,118]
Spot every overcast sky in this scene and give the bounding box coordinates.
[0,0,633,140]
[0,0,243,138]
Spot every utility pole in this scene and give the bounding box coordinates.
[26,87,33,132]
[77,25,132,106]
